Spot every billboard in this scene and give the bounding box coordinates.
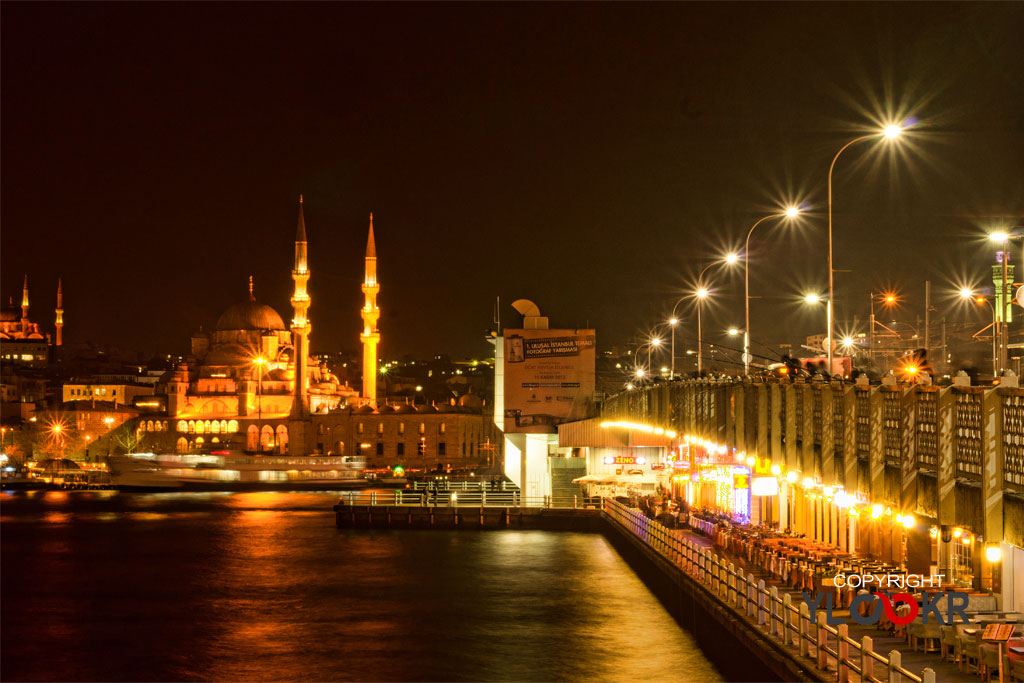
[503,329,596,433]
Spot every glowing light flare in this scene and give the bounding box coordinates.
[725,253,739,264]
[785,471,798,484]
[785,206,800,218]
[696,288,709,299]
[990,232,1010,243]
[883,124,903,139]
[959,288,974,299]
[986,545,1002,563]
[870,504,883,519]
[804,293,822,304]
[727,328,739,336]
[901,514,916,529]
[669,318,678,326]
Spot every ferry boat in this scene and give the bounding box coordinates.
[108,451,368,490]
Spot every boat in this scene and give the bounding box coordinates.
[108,451,369,490]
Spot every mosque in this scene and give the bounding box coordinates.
[136,197,502,470]
[0,276,61,369]
[143,198,370,455]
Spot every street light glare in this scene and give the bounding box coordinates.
[785,206,800,218]
[960,288,973,299]
[650,337,662,346]
[635,368,646,378]
[725,253,739,264]
[727,328,739,336]
[883,124,903,139]
[668,317,678,326]
[991,232,1010,243]
[804,294,821,304]
[696,288,708,299]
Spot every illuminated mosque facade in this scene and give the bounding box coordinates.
[152,199,365,454]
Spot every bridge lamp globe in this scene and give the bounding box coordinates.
[986,544,1002,563]
[804,293,821,304]
[883,124,903,140]
[959,288,974,299]
[725,253,739,264]
[785,206,800,218]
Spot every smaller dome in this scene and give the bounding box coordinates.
[0,306,19,323]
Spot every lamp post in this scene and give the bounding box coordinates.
[827,123,906,375]
[695,288,709,373]
[744,209,800,375]
[103,416,115,458]
[672,253,737,377]
[253,356,267,420]
[668,317,679,379]
[961,288,999,377]
[803,293,829,364]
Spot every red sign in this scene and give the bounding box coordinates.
[612,455,636,465]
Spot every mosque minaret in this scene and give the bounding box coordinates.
[360,214,379,405]
[290,196,311,418]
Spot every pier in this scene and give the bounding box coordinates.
[334,495,994,682]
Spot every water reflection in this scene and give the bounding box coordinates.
[2,492,723,681]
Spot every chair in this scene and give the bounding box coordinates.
[940,625,959,662]
[1009,656,1024,683]
[960,631,982,674]
[980,644,1001,682]
[913,621,942,654]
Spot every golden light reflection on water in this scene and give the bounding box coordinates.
[3,493,726,682]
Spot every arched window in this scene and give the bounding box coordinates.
[246,425,259,451]
[440,423,446,434]
[275,425,289,455]
[195,436,204,448]
[317,423,325,435]
[260,425,274,452]
[228,420,239,433]
[188,420,196,434]
[336,440,345,455]
[147,420,155,432]
[211,420,221,433]
[176,437,188,453]
[195,421,205,434]
[419,423,425,435]
[377,422,384,434]
[220,420,228,433]
[177,420,188,433]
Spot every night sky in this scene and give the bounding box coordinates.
[3,3,1022,360]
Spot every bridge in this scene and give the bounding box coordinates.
[599,373,1024,611]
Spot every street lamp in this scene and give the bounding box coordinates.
[961,288,999,376]
[827,122,907,376]
[695,287,709,373]
[252,356,267,420]
[673,252,738,376]
[744,210,801,375]
[103,416,115,458]
[667,317,680,379]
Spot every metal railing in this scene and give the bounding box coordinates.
[603,498,936,683]
[337,490,600,509]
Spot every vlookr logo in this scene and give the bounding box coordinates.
[802,574,970,626]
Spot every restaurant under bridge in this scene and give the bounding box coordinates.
[592,372,1024,611]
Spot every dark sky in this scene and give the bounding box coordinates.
[3,2,1022,361]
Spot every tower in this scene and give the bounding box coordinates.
[21,275,30,335]
[361,213,380,405]
[290,196,311,417]
[55,278,64,347]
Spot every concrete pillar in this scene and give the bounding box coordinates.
[730,383,742,453]
[937,386,956,580]
[983,389,1004,557]
[783,382,797,473]
[821,384,835,486]
[901,387,918,515]
[801,384,815,479]
[840,386,857,495]
[868,387,885,505]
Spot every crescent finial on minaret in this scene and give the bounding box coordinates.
[248,275,255,300]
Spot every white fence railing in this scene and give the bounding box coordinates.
[337,490,600,509]
[603,498,936,683]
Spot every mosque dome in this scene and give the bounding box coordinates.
[0,305,19,323]
[216,299,286,332]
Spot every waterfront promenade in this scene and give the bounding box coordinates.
[675,526,977,682]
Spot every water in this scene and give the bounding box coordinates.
[2,491,724,682]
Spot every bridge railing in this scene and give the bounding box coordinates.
[337,490,600,509]
[603,498,936,683]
